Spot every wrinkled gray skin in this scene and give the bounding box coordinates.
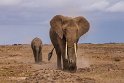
[49,15,90,72]
[31,37,42,63]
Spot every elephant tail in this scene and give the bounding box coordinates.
[48,48,54,61]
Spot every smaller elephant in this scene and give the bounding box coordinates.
[31,37,42,63]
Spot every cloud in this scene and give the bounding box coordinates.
[0,0,22,6]
[0,0,124,44]
[86,0,109,11]
[0,0,123,25]
[21,0,68,8]
[0,0,124,13]
[107,1,124,12]
[80,0,124,13]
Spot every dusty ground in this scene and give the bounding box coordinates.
[0,43,124,83]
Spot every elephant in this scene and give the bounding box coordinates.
[48,15,90,72]
[31,37,42,63]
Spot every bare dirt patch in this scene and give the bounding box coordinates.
[0,44,124,83]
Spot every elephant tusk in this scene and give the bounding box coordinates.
[74,43,77,58]
[65,41,68,59]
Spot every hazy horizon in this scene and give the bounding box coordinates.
[0,0,124,45]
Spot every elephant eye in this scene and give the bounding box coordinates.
[63,28,67,35]
[63,28,66,32]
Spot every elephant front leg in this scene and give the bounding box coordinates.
[55,49,62,70]
[62,53,69,71]
[57,55,62,70]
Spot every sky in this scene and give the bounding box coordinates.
[0,0,124,45]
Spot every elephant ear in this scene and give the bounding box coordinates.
[74,16,90,38]
[50,15,64,39]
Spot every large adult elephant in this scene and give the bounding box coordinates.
[31,37,42,63]
[49,15,90,72]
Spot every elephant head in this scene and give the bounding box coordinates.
[50,15,90,72]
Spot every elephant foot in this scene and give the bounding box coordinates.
[35,62,39,64]
[57,67,62,70]
[69,65,77,73]
[63,68,68,72]
[63,64,69,71]
[35,60,42,64]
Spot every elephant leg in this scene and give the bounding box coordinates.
[38,50,42,62]
[38,47,42,62]
[36,48,39,63]
[61,42,69,71]
[62,55,69,70]
[55,49,62,70]
[57,54,62,70]
[33,50,37,63]
[35,55,38,63]
[50,31,62,69]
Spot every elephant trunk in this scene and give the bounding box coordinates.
[66,42,77,72]
[65,42,77,59]
[36,47,39,63]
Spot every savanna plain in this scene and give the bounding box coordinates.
[0,43,124,83]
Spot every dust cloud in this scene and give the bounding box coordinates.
[77,56,90,68]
